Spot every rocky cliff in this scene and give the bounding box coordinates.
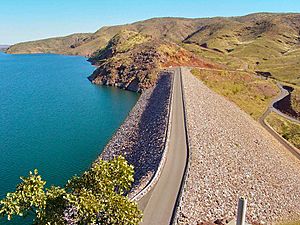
[87,30,217,92]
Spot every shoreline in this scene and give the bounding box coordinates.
[98,70,173,196]
[3,50,173,199]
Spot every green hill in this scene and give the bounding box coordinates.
[7,13,300,83]
[5,17,204,56]
[6,13,300,108]
[183,13,300,85]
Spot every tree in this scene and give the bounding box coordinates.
[0,156,142,224]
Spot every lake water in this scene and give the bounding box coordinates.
[0,52,139,224]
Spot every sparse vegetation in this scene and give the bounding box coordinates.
[277,220,300,225]
[182,14,300,86]
[182,43,244,69]
[114,30,151,53]
[266,112,300,149]
[291,88,300,114]
[191,68,279,120]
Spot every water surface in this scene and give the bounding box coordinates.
[0,52,138,224]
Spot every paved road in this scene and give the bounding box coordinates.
[271,83,300,124]
[259,82,300,160]
[138,67,188,225]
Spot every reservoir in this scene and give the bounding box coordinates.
[0,52,138,224]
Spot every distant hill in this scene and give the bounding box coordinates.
[182,13,300,85]
[6,17,210,56]
[6,13,300,85]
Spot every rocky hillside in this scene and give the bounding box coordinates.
[6,17,208,56]
[6,13,300,93]
[183,13,300,85]
[88,30,217,92]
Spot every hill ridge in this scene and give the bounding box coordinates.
[6,12,300,86]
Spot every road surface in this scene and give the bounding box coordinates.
[138,67,188,225]
[271,83,300,124]
[259,82,300,160]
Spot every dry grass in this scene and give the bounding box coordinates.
[183,39,300,86]
[191,68,279,120]
[277,220,300,225]
[113,30,151,53]
[291,88,300,114]
[182,43,246,70]
[266,112,300,149]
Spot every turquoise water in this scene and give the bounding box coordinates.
[0,52,138,224]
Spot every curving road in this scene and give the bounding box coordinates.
[138,67,188,225]
[259,82,300,160]
[271,83,300,124]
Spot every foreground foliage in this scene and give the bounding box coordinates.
[0,156,142,225]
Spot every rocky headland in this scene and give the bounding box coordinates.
[88,30,216,92]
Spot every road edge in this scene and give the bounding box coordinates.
[131,70,175,202]
[171,67,191,225]
[258,82,300,160]
[261,116,300,160]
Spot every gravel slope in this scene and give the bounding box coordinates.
[176,70,300,224]
[100,72,172,196]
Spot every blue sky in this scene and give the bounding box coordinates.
[1,0,300,44]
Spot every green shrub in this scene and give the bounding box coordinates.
[0,156,142,225]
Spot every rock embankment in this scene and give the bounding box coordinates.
[100,71,172,195]
[176,70,300,224]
